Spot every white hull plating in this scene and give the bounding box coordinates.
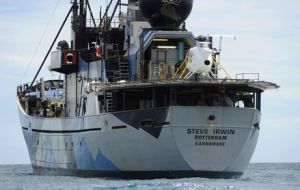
[18,98,260,178]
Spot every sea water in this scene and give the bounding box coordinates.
[0,163,299,190]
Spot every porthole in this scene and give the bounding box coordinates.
[208,115,216,121]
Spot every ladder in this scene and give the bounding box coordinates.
[106,92,114,112]
[118,60,129,80]
[153,64,160,80]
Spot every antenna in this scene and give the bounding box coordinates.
[210,35,236,53]
[209,35,236,79]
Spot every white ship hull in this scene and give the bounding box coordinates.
[16,0,279,179]
[18,99,260,178]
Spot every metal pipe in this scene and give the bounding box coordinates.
[99,0,114,27]
[86,0,96,27]
[107,0,121,27]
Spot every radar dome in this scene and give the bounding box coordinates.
[139,0,193,28]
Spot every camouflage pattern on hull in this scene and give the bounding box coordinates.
[18,102,260,178]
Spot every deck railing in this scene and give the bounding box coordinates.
[236,73,259,81]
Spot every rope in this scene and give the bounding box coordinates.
[20,0,60,83]
[29,5,74,88]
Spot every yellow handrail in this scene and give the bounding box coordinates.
[172,53,190,80]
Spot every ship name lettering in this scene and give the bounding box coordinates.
[213,129,235,135]
[162,0,181,6]
[187,128,209,135]
[195,141,225,146]
[194,135,227,140]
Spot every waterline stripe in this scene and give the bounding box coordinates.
[22,127,101,134]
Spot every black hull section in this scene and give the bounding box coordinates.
[32,166,242,179]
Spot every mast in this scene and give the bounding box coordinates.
[66,0,88,117]
[71,0,88,50]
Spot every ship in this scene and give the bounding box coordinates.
[17,0,279,178]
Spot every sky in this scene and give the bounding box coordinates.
[0,0,299,164]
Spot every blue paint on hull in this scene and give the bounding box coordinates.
[73,136,118,171]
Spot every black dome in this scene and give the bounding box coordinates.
[139,0,193,28]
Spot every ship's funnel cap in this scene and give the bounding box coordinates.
[139,0,193,29]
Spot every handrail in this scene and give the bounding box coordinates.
[236,73,260,81]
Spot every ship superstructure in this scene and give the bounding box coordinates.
[17,0,279,178]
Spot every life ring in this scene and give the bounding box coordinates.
[64,52,77,65]
[95,45,102,58]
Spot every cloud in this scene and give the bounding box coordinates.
[0,1,72,84]
[187,0,300,91]
[188,0,300,34]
